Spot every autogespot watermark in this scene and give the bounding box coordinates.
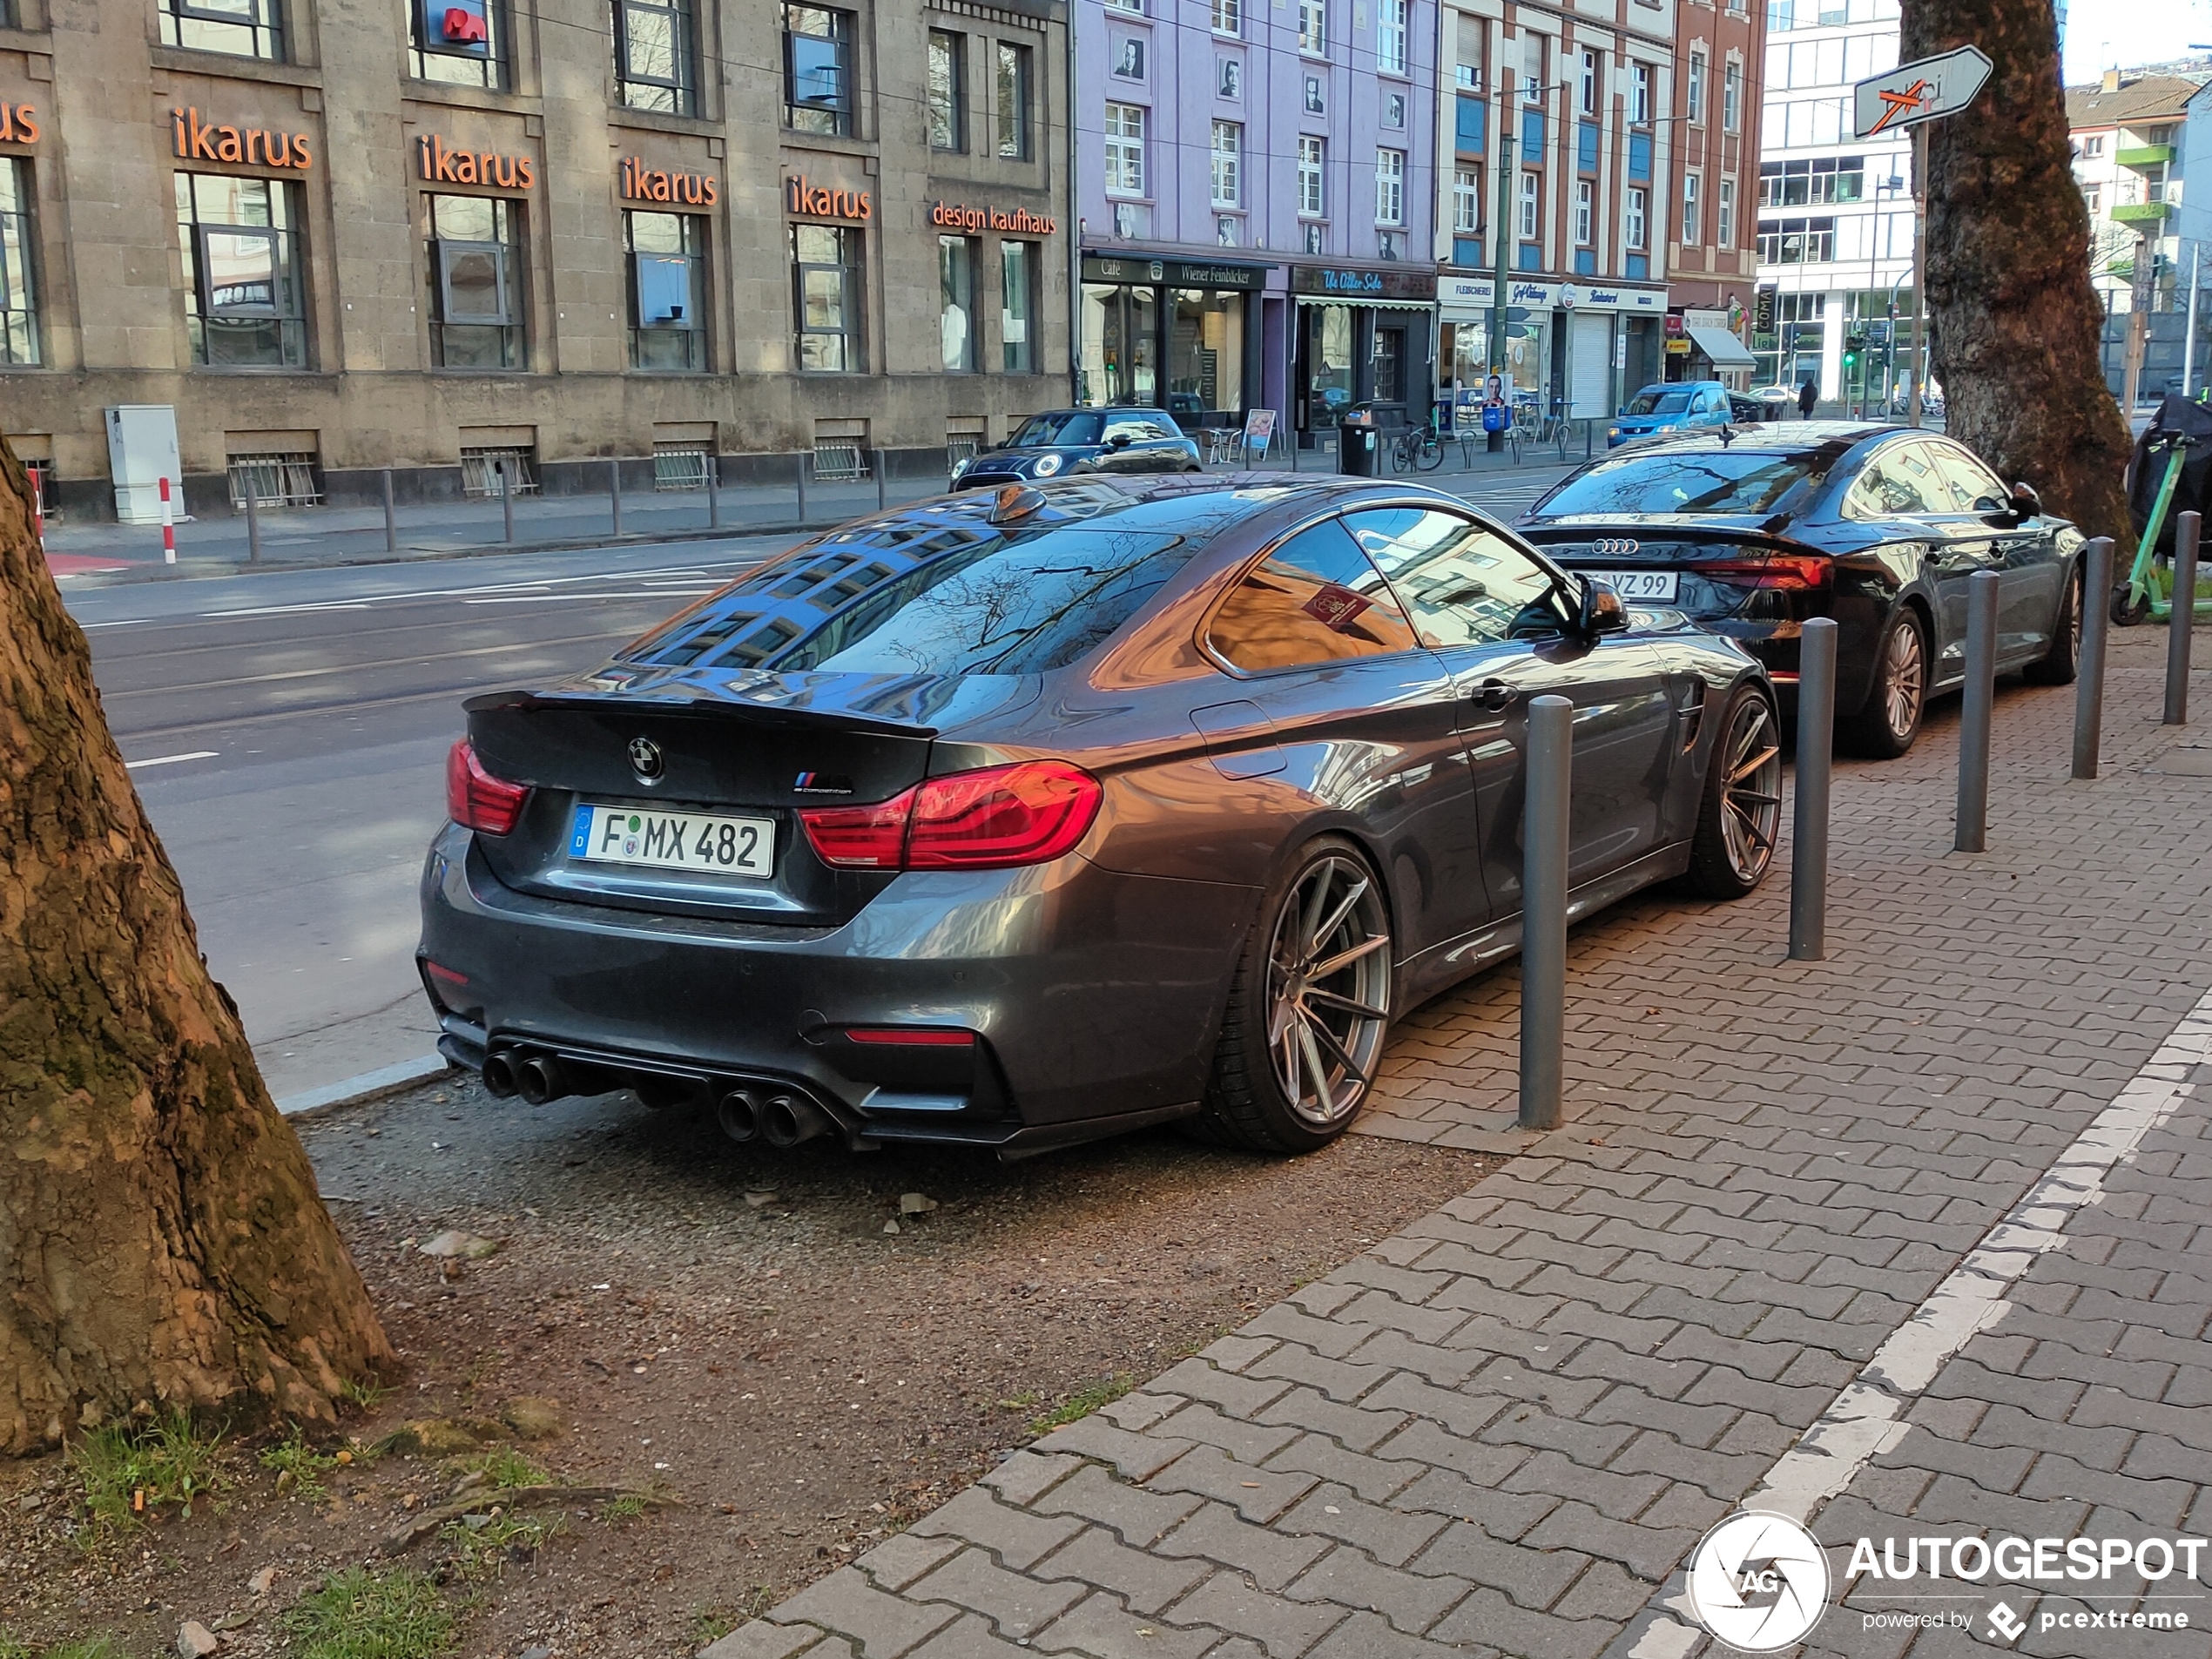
[1683,1514,2209,1651]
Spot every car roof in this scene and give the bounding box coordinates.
[1021,408,1172,421]
[1607,420,1898,454]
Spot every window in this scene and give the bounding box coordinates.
[996,43,1030,158]
[1754,215,1836,263]
[626,211,706,371]
[1375,148,1404,225]
[1537,450,1829,519]
[1298,0,1325,54]
[176,172,307,368]
[1344,509,1567,649]
[1104,103,1145,195]
[792,222,861,372]
[1574,179,1593,245]
[426,194,525,369]
[999,240,1036,374]
[1217,216,1239,246]
[2080,134,2104,158]
[1723,60,1742,132]
[1211,0,1238,35]
[1219,57,1242,98]
[939,235,974,371]
[1625,185,1647,248]
[0,158,37,366]
[1844,443,1941,517]
[1688,51,1706,125]
[927,30,966,151]
[614,0,698,115]
[159,0,283,61]
[1299,136,1326,217]
[1206,521,1418,673]
[2082,183,2101,216]
[1453,167,1480,233]
[1924,442,2009,513]
[1113,37,1144,78]
[1579,49,1599,115]
[1757,157,1864,207]
[411,0,508,88]
[1519,32,1542,98]
[1716,177,1735,247]
[1377,0,1406,75]
[1631,63,1652,125]
[1682,172,1700,243]
[1211,121,1243,207]
[1106,0,1141,11]
[1518,171,1539,240]
[785,5,854,136]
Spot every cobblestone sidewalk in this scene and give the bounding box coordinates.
[706,626,2212,1659]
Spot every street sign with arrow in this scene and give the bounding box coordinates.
[1851,45,1993,138]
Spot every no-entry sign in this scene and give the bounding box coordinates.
[1852,45,1993,138]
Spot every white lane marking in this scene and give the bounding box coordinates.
[80,618,149,630]
[125,750,220,770]
[194,559,762,622]
[1611,984,2212,1659]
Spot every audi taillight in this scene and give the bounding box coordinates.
[1698,555,1833,590]
[446,739,530,835]
[799,760,1103,873]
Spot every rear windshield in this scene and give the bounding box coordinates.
[1011,412,1103,447]
[621,523,1194,677]
[1530,450,1824,518]
[1626,390,1690,416]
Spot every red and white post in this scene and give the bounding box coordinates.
[30,469,45,552]
[159,475,177,565]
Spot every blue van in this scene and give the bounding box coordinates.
[1608,380,1735,448]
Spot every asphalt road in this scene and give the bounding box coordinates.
[61,465,1577,1103]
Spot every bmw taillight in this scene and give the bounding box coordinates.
[799,760,1103,872]
[1699,554,1833,590]
[446,739,530,835]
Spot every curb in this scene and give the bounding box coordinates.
[276,1054,453,1119]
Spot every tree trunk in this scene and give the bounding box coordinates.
[1902,0,2134,551]
[0,437,392,1455]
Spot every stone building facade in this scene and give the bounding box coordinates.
[0,0,1070,517]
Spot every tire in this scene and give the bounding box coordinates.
[1840,607,1929,759]
[2023,559,2081,685]
[1416,435,1443,472]
[1389,440,1409,475]
[2113,584,2153,627]
[1186,838,1394,1154]
[1685,685,1783,900]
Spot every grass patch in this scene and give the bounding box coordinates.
[48,1643,132,1659]
[993,1391,1041,1413]
[282,1567,457,1659]
[342,1379,398,1413]
[260,1426,342,1502]
[462,1447,546,1490]
[600,1494,647,1524]
[1027,1373,1135,1438]
[68,1412,226,1534]
[437,1508,559,1580]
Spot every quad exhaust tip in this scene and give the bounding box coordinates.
[718,1089,762,1143]
[761,1093,834,1148]
[480,1050,519,1097]
[515,1054,568,1106]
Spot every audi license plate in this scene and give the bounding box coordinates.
[1589,569,1678,602]
[570,804,775,876]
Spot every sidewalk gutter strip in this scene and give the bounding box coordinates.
[1610,982,2212,1659]
[274,1053,451,1119]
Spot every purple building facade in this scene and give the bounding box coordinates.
[1074,0,1440,442]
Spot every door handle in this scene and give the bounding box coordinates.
[1474,678,1518,713]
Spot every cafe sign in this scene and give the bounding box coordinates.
[1291,265,1437,301]
[1081,254,1267,291]
[171,106,314,169]
[931,201,1057,235]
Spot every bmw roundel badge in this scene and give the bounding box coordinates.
[628,736,664,781]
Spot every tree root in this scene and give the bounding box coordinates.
[380,1484,682,1556]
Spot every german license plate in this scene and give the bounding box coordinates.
[569,804,775,876]
[1590,569,1678,602]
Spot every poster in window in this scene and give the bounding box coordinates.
[423,0,491,55]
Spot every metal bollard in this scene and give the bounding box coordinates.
[2165,511,2202,726]
[610,457,623,537]
[795,451,809,525]
[1290,437,1300,474]
[1518,693,1573,1131]
[244,482,262,564]
[706,454,720,529]
[2074,537,2114,779]
[498,460,515,544]
[381,467,398,554]
[874,449,888,515]
[1789,617,1838,961]
[1955,569,1999,853]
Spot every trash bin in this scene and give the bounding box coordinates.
[1339,406,1379,476]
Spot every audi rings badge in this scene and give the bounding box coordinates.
[1590,538,1642,557]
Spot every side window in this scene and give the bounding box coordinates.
[1344,507,1566,648]
[1845,444,1939,517]
[1103,416,1148,445]
[1207,520,1420,671]
[1928,442,2009,513]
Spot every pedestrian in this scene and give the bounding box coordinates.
[1797,377,1817,420]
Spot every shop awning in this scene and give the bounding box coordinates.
[1685,326,1757,368]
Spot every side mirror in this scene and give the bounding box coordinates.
[2009,481,2041,519]
[1104,433,1133,450]
[1577,577,1629,637]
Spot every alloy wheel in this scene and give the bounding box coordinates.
[1718,696,1783,885]
[1883,619,1925,741]
[1264,855,1393,1128]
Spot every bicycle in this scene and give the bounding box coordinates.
[1389,421,1445,473]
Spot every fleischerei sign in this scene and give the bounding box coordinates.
[1685,1512,2205,1651]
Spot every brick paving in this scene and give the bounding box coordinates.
[706,625,2212,1659]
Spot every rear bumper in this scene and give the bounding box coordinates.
[416,824,1258,1151]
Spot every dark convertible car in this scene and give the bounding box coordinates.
[419,475,1777,1158]
[1517,423,2085,756]
[950,408,1203,489]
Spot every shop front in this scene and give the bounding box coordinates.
[1436,275,1492,433]
[1290,266,1436,444]
[1077,253,1269,428]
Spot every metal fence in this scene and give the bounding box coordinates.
[946,436,979,475]
[461,448,539,497]
[812,442,867,482]
[227,452,323,509]
[652,445,711,491]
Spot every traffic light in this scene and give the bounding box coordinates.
[1844,331,1867,374]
